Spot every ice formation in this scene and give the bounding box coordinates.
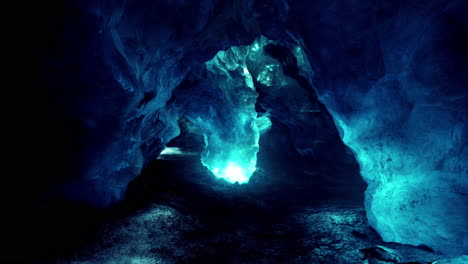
[189,37,274,183]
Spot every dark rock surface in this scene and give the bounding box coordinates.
[59,158,448,264]
[63,201,446,263]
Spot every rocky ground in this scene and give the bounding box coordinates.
[63,203,458,264]
[56,158,465,264]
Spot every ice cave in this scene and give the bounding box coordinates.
[7,0,467,263]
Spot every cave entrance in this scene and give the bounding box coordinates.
[132,36,366,207]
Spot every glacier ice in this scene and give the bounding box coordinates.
[298,1,468,254]
[186,36,315,184]
[187,37,274,184]
[329,89,467,255]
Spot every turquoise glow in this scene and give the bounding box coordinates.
[196,36,308,184]
[199,37,275,184]
[212,162,249,184]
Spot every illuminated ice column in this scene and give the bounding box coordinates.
[198,38,271,184]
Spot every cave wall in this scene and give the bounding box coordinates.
[42,0,467,255]
[286,0,467,255]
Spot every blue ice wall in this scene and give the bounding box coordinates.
[45,0,466,255]
[288,0,468,255]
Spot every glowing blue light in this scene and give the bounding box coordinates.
[193,36,277,184]
[212,162,250,184]
[159,147,183,155]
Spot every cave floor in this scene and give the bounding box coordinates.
[64,204,444,264]
[60,158,445,264]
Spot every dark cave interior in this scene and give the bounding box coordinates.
[5,0,467,263]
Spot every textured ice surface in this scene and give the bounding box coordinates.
[190,37,273,183]
[190,36,317,184]
[297,1,468,255]
[330,92,467,255]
